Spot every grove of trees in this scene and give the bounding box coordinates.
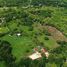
[0,40,16,67]
[0,0,67,8]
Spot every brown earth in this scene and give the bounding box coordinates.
[44,25,67,42]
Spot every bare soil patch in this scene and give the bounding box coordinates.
[44,25,67,42]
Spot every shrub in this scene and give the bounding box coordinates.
[44,37,49,40]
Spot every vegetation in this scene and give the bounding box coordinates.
[0,0,67,67]
[0,40,15,67]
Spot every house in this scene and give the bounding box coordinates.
[29,51,42,60]
[41,48,49,58]
[29,46,49,60]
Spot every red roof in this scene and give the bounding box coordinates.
[41,48,47,53]
[34,48,38,51]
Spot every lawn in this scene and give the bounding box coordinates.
[0,62,5,67]
[37,34,58,49]
[1,34,35,61]
[0,27,9,33]
[1,29,59,62]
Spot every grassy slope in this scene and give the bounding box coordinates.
[1,35,33,61]
[0,62,5,67]
[1,25,58,61]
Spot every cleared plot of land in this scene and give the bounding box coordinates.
[44,26,67,41]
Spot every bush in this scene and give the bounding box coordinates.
[30,10,52,18]
[44,30,51,36]
[26,49,30,53]
[44,37,49,40]
[57,41,67,47]
[0,40,16,67]
[28,26,33,31]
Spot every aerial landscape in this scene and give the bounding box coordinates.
[0,0,67,67]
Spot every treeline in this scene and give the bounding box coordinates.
[0,0,67,7]
[31,0,67,7]
[0,0,29,7]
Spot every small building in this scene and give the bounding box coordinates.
[16,33,21,36]
[29,46,49,60]
[29,52,42,60]
[45,52,49,58]
[41,48,49,58]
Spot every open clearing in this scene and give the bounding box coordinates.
[44,25,67,41]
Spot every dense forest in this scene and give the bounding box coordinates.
[0,0,67,7]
